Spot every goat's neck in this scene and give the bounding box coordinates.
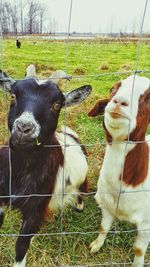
[105,139,149,187]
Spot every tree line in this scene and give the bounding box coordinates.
[1,0,58,35]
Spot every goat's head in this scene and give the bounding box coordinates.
[88,75,150,142]
[3,65,92,149]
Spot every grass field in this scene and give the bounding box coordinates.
[0,38,150,266]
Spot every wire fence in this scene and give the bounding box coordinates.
[0,0,150,266]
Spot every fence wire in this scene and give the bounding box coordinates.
[0,0,150,266]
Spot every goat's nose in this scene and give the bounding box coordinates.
[15,121,35,137]
[113,97,129,107]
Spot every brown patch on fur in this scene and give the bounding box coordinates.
[121,88,150,187]
[110,81,122,95]
[79,177,88,193]
[88,98,109,117]
[48,135,64,194]
[130,87,150,142]
[103,120,113,143]
[133,246,143,257]
[121,143,149,187]
[44,206,53,220]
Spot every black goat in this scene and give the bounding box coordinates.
[16,39,21,49]
[0,65,92,267]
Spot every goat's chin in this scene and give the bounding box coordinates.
[105,115,129,129]
[104,117,130,141]
[9,137,39,150]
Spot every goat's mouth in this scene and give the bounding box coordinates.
[106,110,130,120]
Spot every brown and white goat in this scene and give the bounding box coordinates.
[88,75,150,267]
[0,65,91,267]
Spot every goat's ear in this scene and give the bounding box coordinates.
[63,85,92,107]
[0,70,15,92]
[49,70,70,85]
[25,64,36,78]
[88,98,109,117]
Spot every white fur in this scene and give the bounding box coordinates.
[26,65,36,78]
[12,112,41,139]
[14,255,26,267]
[49,127,88,211]
[76,201,84,211]
[90,75,150,267]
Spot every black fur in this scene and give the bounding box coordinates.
[16,39,21,49]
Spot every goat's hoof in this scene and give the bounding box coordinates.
[75,201,84,212]
[89,240,101,254]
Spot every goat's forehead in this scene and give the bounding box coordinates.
[12,78,63,98]
[116,75,150,99]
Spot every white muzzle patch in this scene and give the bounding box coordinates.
[12,111,41,139]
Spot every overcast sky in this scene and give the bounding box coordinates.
[38,0,150,33]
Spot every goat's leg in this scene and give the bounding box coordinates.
[132,223,150,267]
[13,212,45,267]
[76,178,88,211]
[76,195,84,211]
[0,202,4,227]
[89,208,114,253]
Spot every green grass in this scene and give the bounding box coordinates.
[0,38,150,266]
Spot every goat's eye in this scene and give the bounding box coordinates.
[51,103,61,111]
[122,102,128,106]
[11,94,16,102]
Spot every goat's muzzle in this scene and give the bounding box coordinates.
[105,97,130,121]
[11,113,41,148]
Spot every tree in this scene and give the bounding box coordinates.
[39,4,47,34]
[1,1,11,34]
[9,2,18,35]
[18,0,27,34]
[27,0,40,34]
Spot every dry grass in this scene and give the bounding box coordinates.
[73,68,86,75]
[98,63,109,71]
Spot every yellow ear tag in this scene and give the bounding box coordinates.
[36,139,41,146]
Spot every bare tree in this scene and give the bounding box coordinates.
[1,0,53,35]
[48,17,58,34]
[18,0,27,34]
[131,18,137,37]
[9,2,18,35]
[1,1,11,34]
[39,4,47,34]
[1,0,19,35]
[27,0,41,34]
